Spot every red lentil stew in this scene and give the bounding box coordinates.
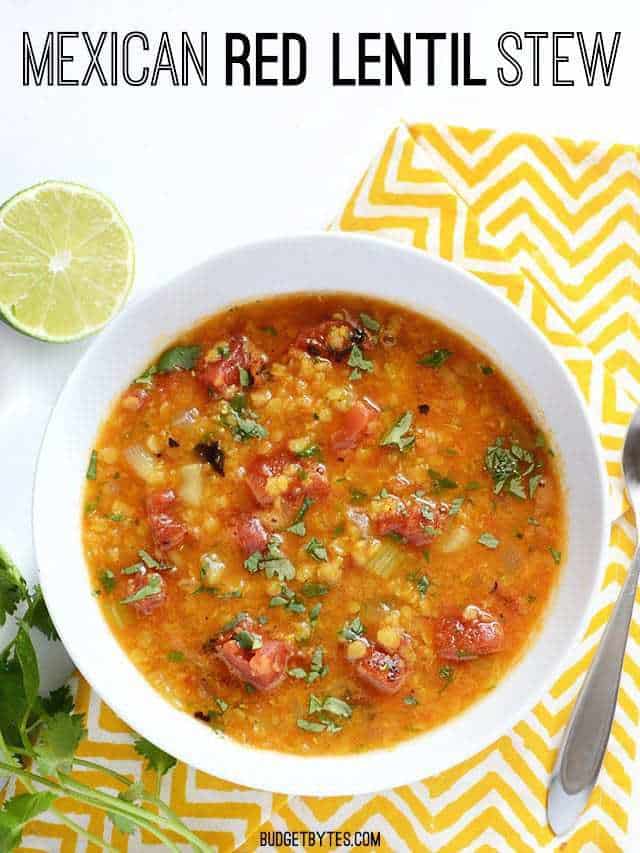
[83,293,565,754]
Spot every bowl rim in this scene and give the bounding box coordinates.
[33,231,610,796]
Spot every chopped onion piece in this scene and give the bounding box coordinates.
[439,524,472,554]
[178,463,204,506]
[124,445,163,485]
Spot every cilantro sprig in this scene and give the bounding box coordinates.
[0,545,214,852]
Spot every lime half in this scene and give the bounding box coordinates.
[0,181,135,342]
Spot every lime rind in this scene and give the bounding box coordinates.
[0,181,135,342]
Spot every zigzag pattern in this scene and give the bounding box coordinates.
[11,124,640,851]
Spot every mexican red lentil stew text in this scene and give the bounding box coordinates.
[83,293,565,754]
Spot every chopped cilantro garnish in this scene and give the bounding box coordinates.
[297,718,327,733]
[528,474,543,498]
[120,573,162,604]
[86,450,97,480]
[295,444,321,459]
[259,325,277,336]
[301,583,329,597]
[380,411,415,452]
[221,399,267,442]
[428,468,458,492]
[238,367,251,388]
[449,497,465,516]
[549,547,562,564]
[359,313,380,332]
[485,437,540,500]
[309,603,322,623]
[409,573,430,598]
[167,651,184,663]
[403,695,419,706]
[234,629,263,651]
[305,538,328,562]
[99,570,116,592]
[287,496,314,536]
[339,615,365,642]
[478,532,500,549]
[349,487,368,503]
[156,345,201,373]
[439,665,455,688]
[269,584,305,614]
[244,552,262,573]
[417,349,452,368]
[348,345,373,376]
[480,365,494,375]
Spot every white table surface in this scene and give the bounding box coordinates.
[1,0,639,841]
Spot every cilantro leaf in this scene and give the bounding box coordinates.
[428,468,458,492]
[221,403,268,442]
[41,684,74,716]
[348,345,373,374]
[380,411,415,452]
[24,587,59,641]
[15,627,39,712]
[0,546,28,627]
[120,574,162,605]
[34,712,86,776]
[359,313,380,332]
[305,538,328,562]
[478,532,500,549]
[133,736,177,777]
[0,792,57,852]
[156,345,201,373]
[417,349,452,368]
[339,616,365,642]
[86,450,98,480]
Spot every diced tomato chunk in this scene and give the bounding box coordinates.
[435,607,505,661]
[125,573,166,617]
[146,490,188,551]
[211,618,290,691]
[353,644,408,695]
[246,452,329,508]
[197,335,267,398]
[374,498,449,547]
[294,315,372,362]
[332,400,379,451]
[234,514,269,557]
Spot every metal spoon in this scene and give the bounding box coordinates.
[547,405,640,835]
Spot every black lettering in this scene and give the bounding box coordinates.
[57,32,79,86]
[122,32,149,86]
[358,33,381,86]
[282,33,307,85]
[226,33,251,85]
[416,33,446,85]
[151,32,179,86]
[524,32,548,86]
[22,31,53,85]
[553,32,575,86]
[384,33,411,85]
[332,33,355,85]
[255,33,278,86]
[497,32,523,86]
[182,31,207,85]
[451,32,459,85]
[81,32,107,86]
[577,31,620,86]
[463,33,486,85]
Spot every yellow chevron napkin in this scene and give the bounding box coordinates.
[9,124,640,852]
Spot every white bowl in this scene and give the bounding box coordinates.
[33,233,608,796]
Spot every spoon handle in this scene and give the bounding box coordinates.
[547,547,640,835]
